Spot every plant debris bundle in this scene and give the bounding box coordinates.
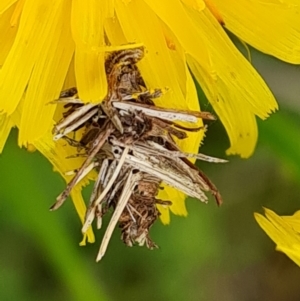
[51,46,226,261]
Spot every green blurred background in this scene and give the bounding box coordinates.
[1,48,300,301]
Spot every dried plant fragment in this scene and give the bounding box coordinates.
[52,46,226,261]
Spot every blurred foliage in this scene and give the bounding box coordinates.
[1,50,300,301]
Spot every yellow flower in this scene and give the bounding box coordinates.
[0,1,299,240]
[255,208,300,267]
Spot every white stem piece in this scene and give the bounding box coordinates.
[96,203,103,230]
[96,170,142,262]
[109,139,223,190]
[64,161,99,186]
[101,102,124,134]
[103,160,117,187]
[110,137,227,164]
[54,107,99,141]
[145,141,228,163]
[82,147,129,233]
[125,154,208,202]
[49,97,84,104]
[112,101,215,123]
[53,103,98,135]
[99,159,109,185]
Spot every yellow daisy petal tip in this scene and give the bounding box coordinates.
[254,212,268,229]
[79,233,95,246]
[255,208,300,266]
[253,212,262,220]
[214,0,300,64]
[79,236,87,246]
[157,204,171,225]
[262,207,276,217]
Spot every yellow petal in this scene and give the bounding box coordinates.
[143,0,212,71]
[157,204,171,225]
[181,0,205,11]
[185,5,278,118]
[105,17,145,52]
[153,19,205,153]
[282,211,300,233]
[104,14,127,46]
[115,0,187,109]
[203,0,224,24]
[0,0,71,115]
[0,114,14,153]
[71,189,95,246]
[190,59,259,157]
[255,208,300,248]
[157,67,203,215]
[62,55,77,90]
[177,67,204,153]
[263,208,300,244]
[158,186,188,216]
[185,6,277,157]
[267,208,300,266]
[254,212,285,244]
[0,2,18,66]
[0,0,17,14]
[33,130,92,185]
[73,50,106,102]
[9,0,25,26]
[71,0,111,102]
[18,0,74,145]
[214,0,300,64]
